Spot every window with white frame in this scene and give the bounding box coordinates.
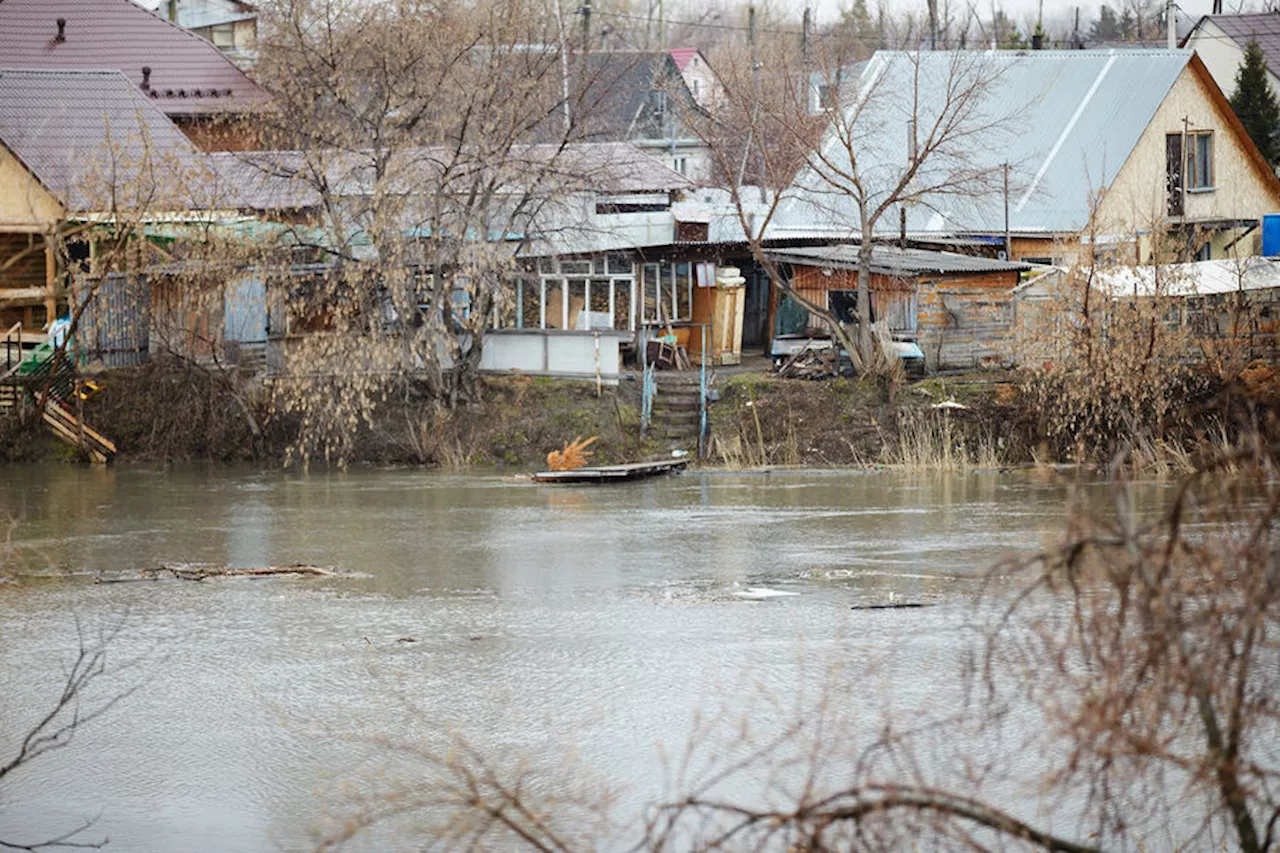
[497,255,636,331]
[494,256,705,330]
[816,83,837,112]
[1186,131,1214,190]
[640,261,695,324]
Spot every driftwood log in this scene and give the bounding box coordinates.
[96,563,339,583]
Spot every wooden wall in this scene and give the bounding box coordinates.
[917,271,1020,372]
[0,231,55,332]
[787,265,914,330]
[783,262,1021,372]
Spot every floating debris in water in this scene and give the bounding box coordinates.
[732,586,800,600]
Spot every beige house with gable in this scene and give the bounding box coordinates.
[1085,52,1280,265]
[772,49,1280,268]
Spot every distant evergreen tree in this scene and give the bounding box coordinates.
[841,0,874,39]
[1090,5,1121,41]
[992,10,1026,48]
[829,0,882,60]
[1118,9,1135,39]
[1230,39,1280,165]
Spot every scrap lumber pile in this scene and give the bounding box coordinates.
[774,347,839,380]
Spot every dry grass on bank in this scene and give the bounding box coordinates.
[708,373,1020,470]
[706,369,1274,474]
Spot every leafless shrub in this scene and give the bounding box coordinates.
[0,616,144,852]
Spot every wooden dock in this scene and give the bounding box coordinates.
[532,459,688,484]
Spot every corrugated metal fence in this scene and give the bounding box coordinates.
[76,273,150,368]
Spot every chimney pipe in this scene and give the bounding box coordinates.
[141,66,152,90]
[55,18,66,42]
[1031,32,1044,49]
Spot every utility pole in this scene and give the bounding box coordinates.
[802,6,811,63]
[554,0,571,134]
[1003,163,1011,260]
[1072,7,1080,48]
[737,5,763,195]
[581,0,592,55]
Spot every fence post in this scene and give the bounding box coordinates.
[699,324,708,458]
[640,327,653,439]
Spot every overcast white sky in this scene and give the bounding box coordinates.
[707,0,1253,28]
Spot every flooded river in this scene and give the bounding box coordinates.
[0,466,1169,851]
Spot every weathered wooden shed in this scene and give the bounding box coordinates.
[767,245,1031,373]
[0,68,208,353]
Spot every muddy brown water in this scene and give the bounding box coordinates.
[0,465,1176,851]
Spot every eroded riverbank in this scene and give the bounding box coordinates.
[4,361,1273,471]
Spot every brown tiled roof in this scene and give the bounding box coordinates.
[0,68,207,212]
[0,0,268,117]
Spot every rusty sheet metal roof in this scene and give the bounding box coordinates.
[0,0,268,117]
[774,50,1192,240]
[0,68,206,211]
[767,244,1031,277]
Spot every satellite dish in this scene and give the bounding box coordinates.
[996,250,1008,261]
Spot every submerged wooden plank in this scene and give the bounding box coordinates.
[532,459,688,483]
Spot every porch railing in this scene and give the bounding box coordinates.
[2,322,22,379]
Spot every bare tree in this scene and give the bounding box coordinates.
[687,42,1012,377]
[208,0,640,463]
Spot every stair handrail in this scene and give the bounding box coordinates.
[2,322,22,379]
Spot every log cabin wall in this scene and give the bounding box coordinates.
[0,231,56,333]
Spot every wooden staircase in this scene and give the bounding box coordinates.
[41,398,117,463]
[1,325,117,462]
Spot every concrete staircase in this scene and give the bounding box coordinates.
[651,371,704,452]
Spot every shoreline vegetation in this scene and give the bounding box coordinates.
[2,358,1276,473]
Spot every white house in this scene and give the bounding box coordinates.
[1181,13,1280,103]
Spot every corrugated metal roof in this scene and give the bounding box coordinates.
[0,68,205,211]
[208,141,691,212]
[768,244,1031,276]
[773,49,1192,240]
[0,0,268,117]
[1095,256,1280,296]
